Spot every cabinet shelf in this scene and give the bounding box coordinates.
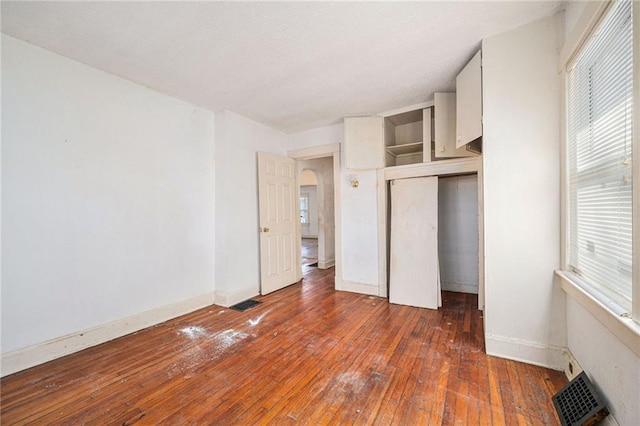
[385,141,423,157]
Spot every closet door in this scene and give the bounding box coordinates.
[389,176,440,309]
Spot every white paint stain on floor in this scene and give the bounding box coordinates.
[172,306,270,377]
[247,309,271,327]
[215,329,248,350]
[170,325,250,377]
[179,326,209,339]
[337,371,366,394]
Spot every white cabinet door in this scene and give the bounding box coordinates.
[344,116,384,170]
[422,107,433,162]
[389,176,440,310]
[434,93,476,158]
[456,50,482,148]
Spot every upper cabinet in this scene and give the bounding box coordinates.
[456,50,482,149]
[344,116,384,170]
[434,93,476,158]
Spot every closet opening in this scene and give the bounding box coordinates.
[438,174,479,295]
[385,169,481,310]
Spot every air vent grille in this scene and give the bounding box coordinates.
[552,371,609,426]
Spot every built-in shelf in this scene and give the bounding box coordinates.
[384,109,429,167]
[385,142,424,157]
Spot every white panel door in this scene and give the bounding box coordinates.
[258,152,298,295]
[389,176,440,309]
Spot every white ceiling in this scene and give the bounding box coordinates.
[1,1,563,134]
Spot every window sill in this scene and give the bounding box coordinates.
[556,270,640,358]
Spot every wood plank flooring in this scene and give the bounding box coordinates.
[301,238,318,266]
[0,267,567,425]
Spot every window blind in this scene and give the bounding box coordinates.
[567,0,633,309]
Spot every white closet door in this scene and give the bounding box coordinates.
[389,176,440,309]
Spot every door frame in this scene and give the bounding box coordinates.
[287,143,342,288]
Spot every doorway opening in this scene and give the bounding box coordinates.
[300,169,319,269]
[297,158,335,276]
[438,174,479,295]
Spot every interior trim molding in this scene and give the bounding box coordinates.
[318,258,335,269]
[383,156,479,181]
[339,279,380,297]
[0,292,215,377]
[563,348,583,381]
[485,333,565,371]
[287,143,340,160]
[214,287,259,308]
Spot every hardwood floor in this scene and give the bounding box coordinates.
[0,268,567,425]
[301,238,318,266]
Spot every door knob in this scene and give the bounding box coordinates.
[261,227,269,233]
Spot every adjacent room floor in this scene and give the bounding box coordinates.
[301,237,318,267]
[0,267,567,424]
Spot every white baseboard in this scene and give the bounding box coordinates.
[1,292,215,377]
[339,279,380,296]
[318,258,335,269]
[441,282,478,294]
[214,286,259,307]
[485,333,565,371]
[600,414,620,426]
[563,348,584,380]
[334,275,344,291]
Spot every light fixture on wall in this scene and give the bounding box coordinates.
[349,175,359,188]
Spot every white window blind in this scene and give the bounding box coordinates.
[567,0,633,309]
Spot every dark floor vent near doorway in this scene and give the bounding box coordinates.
[552,371,609,426]
[229,299,262,312]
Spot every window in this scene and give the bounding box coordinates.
[300,194,309,226]
[566,0,635,313]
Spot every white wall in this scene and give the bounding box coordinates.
[1,35,215,356]
[482,15,567,369]
[300,169,318,186]
[338,168,379,290]
[214,110,288,306]
[564,1,588,41]
[288,123,343,151]
[438,175,478,294]
[300,185,318,238]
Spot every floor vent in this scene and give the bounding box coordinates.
[229,299,262,312]
[552,371,609,426]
